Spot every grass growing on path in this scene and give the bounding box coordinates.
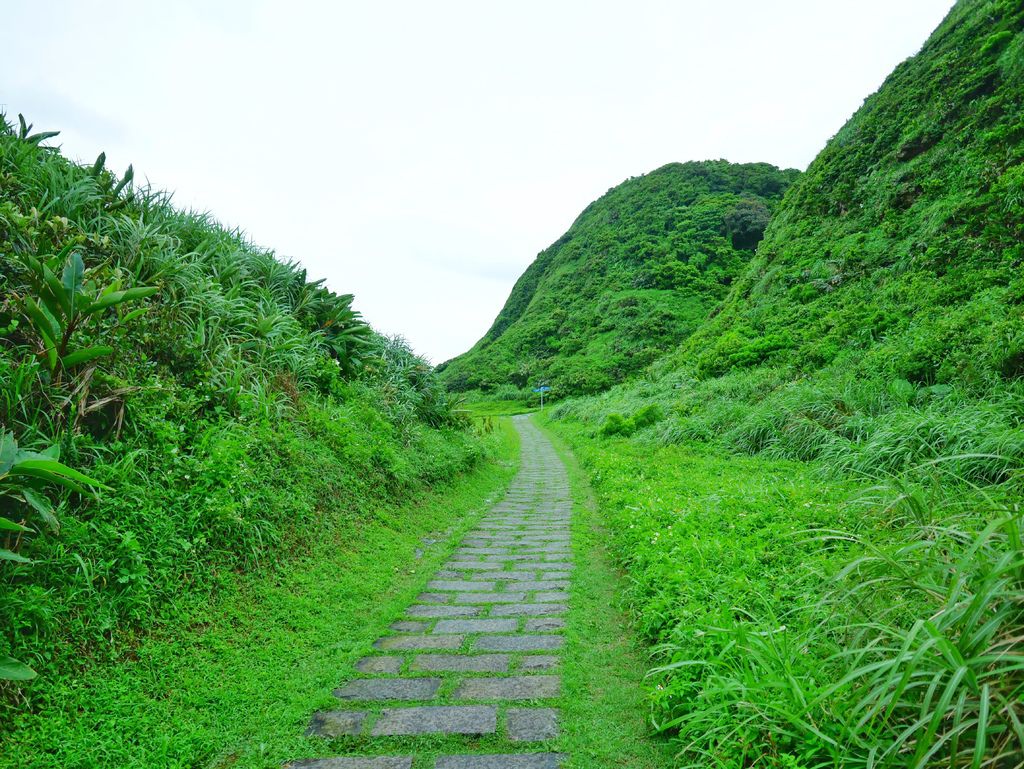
[2,422,520,769]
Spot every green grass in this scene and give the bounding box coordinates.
[541,401,1024,766]
[1,420,520,769]
[539,415,676,769]
[459,399,537,418]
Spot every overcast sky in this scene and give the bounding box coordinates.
[5,0,954,363]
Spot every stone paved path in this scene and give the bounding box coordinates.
[287,416,572,769]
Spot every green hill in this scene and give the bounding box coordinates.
[683,0,1024,387]
[0,113,483,700]
[438,161,799,396]
[464,0,1023,765]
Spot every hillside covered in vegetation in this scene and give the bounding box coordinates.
[461,0,1024,765]
[438,161,798,396]
[0,113,484,709]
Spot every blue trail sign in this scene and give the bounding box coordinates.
[532,385,551,410]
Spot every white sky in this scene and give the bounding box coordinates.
[5,0,954,364]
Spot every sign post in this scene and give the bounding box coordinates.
[532,385,551,411]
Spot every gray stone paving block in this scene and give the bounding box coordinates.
[473,634,564,652]
[503,581,569,592]
[434,754,565,769]
[533,591,570,602]
[287,758,413,769]
[428,580,496,592]
[524,618,565,632]
[406,605,481,618]
[539,572,570,580]
[334,678,441,701]
[371,705,496,736]
[481,554,535,563]
[506,708,559,741]
[453,675,560,700]
[453,592,527,604]
[517,655,559,671]
[375,634,464,651]
[455,547,511,555]
[411,654,510,673]
[446,561,501,570]
[435,569,464,578]
[484,570,538,580]
[417,592,455,603]
[356,656,404,674]
[513,562,571,571]
[305,709,368,737]
[391,620,431,633]
[490,603,566,617]
[433,618,518,634]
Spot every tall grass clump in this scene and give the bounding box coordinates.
[642,459,1024,769]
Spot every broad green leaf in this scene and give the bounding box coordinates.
[83,286,158,315]
[42,265,71,321]
[0,431,16,474]
[21,489,58,532]
[61,346,114,368]
[0,656,37,681]
[22,298,58,370]
[9,459,109,492]
[23,296,60,341]
[62,251,86,317]
[0,517,31,533]
[26,129,60,145]
[0,548,32,564]
[119,307,149,325]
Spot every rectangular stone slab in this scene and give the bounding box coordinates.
[524,618,566,632]
[356,656,404,674]
[411,654,511,673]
[452,675,560,700]
[427,580,496,592]
[490,603,567,618]
[406,604,481,618]
[433,618,518,634]
[445,561,502,570]
[334,677,441,701]
[370,705,496,736]
[473,635,564,652]
[506,708,559,741]
[452,592,527,604]
[305,709,368,737]
[375,634,464,651]
[287,759,413,769]
[503,582,569,592]
[517,655,559,671]
[434,753,566,768]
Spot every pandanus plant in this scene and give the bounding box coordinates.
[15,244,157,388]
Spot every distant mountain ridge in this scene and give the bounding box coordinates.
[438,160,799,395]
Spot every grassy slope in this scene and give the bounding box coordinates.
[683,0,1023,386]
[455,2,1024,766]
[541,414,676,769]
[2,419,519,769]
[438,161,798,397]
[0,114,482,735]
